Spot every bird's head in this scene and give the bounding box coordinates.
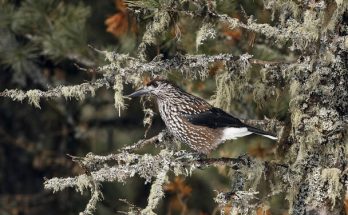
[128,79,179,99]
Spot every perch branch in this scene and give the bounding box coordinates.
[44,150,288,191]
[44,144,289,215]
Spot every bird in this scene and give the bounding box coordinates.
[129,79,277,154]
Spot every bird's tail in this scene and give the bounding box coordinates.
[247,126,277,140]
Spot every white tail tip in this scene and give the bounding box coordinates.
[262,134,278,140]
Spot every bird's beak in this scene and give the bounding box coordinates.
[128,88,152,98]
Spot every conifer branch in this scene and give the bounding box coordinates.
[44,146,289,215]
[96,52,294,76]
[0,78,111,108]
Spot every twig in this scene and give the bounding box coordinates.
[249,59,297,65]
[74,63,89,72]
[193,155,251,170]
[117,199,142,214]
[119,131,166,152]
[69,154,103,215]
[88,44,105,54]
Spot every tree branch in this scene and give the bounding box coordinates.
[0,78,111,108]
[96,52,294,77]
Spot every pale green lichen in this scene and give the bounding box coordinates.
[219,157,266,215]
[321,168,342,209]
[44,177,77,193]
[252,81,278,107]
[218,14,239,29]
[285,184,298,215]
[299,10,320,41]
[113,75,125,116]
[138,10,172,61]
[212,71,235,111]
[196,22,216,50]
[141,165,169,214]
[26,89,42,108]
[143,107,154,137]
[325,0,348,32]
[76,175,91,194]
[302,167,344,212]
[105,51,129,63]
[61,85,94,100]
[81,182,103,215]
[212,55,253,112]
[6,89,26,102]
[245,160,265,191]
[305,168,325,208]
[263,0,300,22]
[1,79,107,108]
[217,5,325,51]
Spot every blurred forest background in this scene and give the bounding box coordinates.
[0,0,347,215]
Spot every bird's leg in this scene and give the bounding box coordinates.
[183,152,208,160]
[234,153,251,167]
[158,130,183,152]
[198,153,208,160]
[197,154,209,169]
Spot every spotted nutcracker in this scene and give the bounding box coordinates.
[129,79,277,154]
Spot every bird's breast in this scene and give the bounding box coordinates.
[158,102,222,154]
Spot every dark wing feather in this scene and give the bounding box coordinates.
[183,107,247,128]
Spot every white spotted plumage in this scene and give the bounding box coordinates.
[131,80,277,154]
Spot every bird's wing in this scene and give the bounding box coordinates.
[183,107,246,128]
